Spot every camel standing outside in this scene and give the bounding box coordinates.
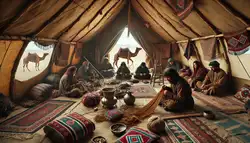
[113,47,142,68]
[23,53,49,72]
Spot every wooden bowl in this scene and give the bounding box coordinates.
[203,110,215,120]
[91,136,107,143]
[110,123,127,137]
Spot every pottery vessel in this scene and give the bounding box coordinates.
[123,91,135,105]
[101,88,117,109]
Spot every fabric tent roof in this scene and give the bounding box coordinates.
[0,0,249,43]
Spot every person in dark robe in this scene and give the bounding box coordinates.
[165,58,181,72]
[116,62,132,80]
[58,66,83,98]
[179,65,192,79]
[99,58,114,78]
[160,68,194,112]
[196,61,227,95]
[134,62,151,80]
[188,61,208,88]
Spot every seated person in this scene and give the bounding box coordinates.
[59,66,84,98]
[99,58,114,78]
[188,61,207,88]
[76,61,93,81]
[196,61,227,95]
[159,68,194,112]
[134,62,151,80]
[165,58,181,72]
[179,65,192,79]
[116,62,132,80]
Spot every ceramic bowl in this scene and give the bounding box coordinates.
[203,110,216,120]
[91,136,107,143]
[110,123,127,137]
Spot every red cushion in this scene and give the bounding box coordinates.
[234,85,250,103]
[82,92,101,107]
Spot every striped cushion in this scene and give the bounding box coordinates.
[116,127,159,143]
[44,112,95,143]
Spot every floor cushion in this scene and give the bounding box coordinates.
[116,127,159,143]
[44,112,95,143]
[28,83,53,101]
[82,92,101,107]
[234,84,250,103]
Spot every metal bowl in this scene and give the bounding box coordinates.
[91,136,107,143]
[110,123,127,137]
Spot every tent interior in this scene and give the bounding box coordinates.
[0,0,250,142]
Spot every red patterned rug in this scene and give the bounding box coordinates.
[0,100,75,134]
[160,118,225,143]
[130,84,157,98]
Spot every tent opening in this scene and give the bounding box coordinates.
[15,41,54,81]
[109,27,147,73]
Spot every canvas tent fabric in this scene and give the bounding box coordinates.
[0,0,250,97]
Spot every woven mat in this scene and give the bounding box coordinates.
[130,84,157,98]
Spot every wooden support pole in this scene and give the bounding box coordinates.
[127,0,131,37]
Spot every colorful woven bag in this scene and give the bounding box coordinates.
[82,92,101,107]
[44,112,95,143]
[105,109,124,122]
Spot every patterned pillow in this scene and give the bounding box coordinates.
[82,92,101,107]
[116,127,159,143]
[234,85,250,103]
[44,112,95,143]
[105,109,123,122]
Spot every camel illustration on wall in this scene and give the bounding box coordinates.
[113,47,142,68]
[23,53,49,72]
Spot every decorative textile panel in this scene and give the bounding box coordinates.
[165,0,193,20]
[44,112,95,143]
[224,30,250,55]
[234,84,250,103]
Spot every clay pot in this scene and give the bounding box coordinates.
[147,116,166,134]
[123,91,135,105]
[101,88,117,109]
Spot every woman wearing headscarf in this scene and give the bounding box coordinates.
[99,58,114,78]
[76,61,91,81]
[58,66,82,98]
[134,62,151,80]
[166,58,181,72]
[116,62,131,79]
[188,61,208,88]
[160,68,194,112]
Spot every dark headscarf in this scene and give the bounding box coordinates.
[121,62,126,67]
[141,62,146,67]
[191,60,207,78]
[209,61,220,67]
[65,66,77,76]
[164,68,180,84]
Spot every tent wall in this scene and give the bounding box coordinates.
[0,40,23,96]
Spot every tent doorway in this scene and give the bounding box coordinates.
[108,27,147,73]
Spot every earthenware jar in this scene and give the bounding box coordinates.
[147,116,165,134]
[123,91,135,105]
[101,87,117,109]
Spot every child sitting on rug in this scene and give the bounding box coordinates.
[160,68,194,112]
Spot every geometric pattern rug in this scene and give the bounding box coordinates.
[161,118,225,143]
[0,100,75,134]
[130,84,157,98]
[214,112,250,143]
[192,91,245,114]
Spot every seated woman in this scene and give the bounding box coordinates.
[165,58,181,72]
[99,58,114,78]
[76,61,91,81]
[134,62,151,80]
[116,62,132,80]
[196,61,228,95]
[160,68,194,112]
[58,66,84,98]
[188,61,207,88]
[178,65,192,79]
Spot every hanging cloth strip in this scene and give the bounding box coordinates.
[165,0,193,20]
[224,30,250,55]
